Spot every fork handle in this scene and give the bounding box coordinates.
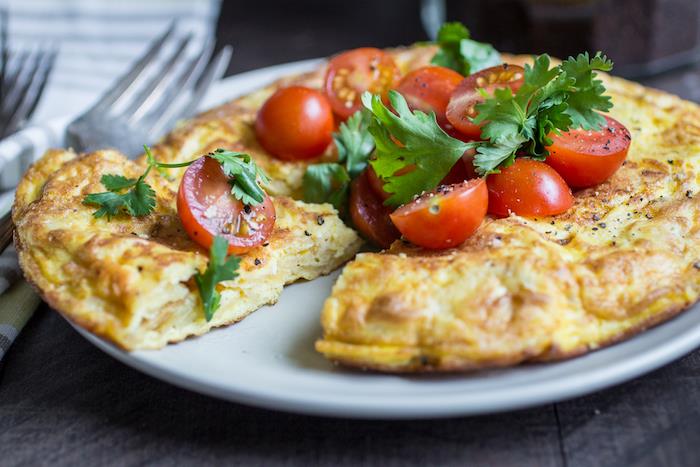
[0,118,69,190]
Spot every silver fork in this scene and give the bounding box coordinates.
[66,23,232,157]
[0,10,56,139]
[1,25,232,252]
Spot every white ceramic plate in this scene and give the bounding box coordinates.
[44,59,700,418]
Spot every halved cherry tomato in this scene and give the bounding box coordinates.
[324,47,400,120]
[545,115,631,188]
[446,64,525,140]
[487,158,574,217]
[255,86,334,160]
[349,170,400,248]
[177,156,276,254]
[390,179,488,250]
[394,66,463,130]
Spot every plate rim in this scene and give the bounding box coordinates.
[33,57,700,419]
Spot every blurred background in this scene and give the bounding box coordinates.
[1,0,700,125]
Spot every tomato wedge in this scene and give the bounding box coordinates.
[394,66,463,130]
[446,64,524,140]
[324,47,400,120]
[349,170,400,248]
[487,158,574,217]
[255,86,334,161]
[390,179,488,250]
[177,156,276,254]
[546,115,631,188]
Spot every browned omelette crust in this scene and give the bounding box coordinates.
[316,55,700,372]
[13,149,361,349]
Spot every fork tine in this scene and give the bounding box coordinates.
[124,33,194,121]
[147,45,232,140]
[3,48,57,136]
[137,37,215,129]
[3,52,56,135]
[85,22,175,115]
[3,49,31,100]
[0,48,43,137]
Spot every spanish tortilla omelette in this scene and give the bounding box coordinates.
[12,44,700,372]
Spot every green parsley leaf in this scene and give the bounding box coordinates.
[362,90,475,207]
[209,149,270,206]
[303,163,351,214]
[559,52,613,130]
[431,22,500,75]
[334,109,374,178]
[101,174,138,191]
[194,235,240,321]
[82,191,126,220]
[470,52,614,174]
[122,177,156,216]
[302,109,374,211]
[82,173,156,219]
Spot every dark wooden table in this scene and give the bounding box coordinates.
[3,2,700,465]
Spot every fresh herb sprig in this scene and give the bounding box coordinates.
[194,235,240,321]
[363,91,473,207]
[472,52,613,173]
[209,149,271,206]
[83,146,269,219]
[303,109,374,214]
[82,146,192,219]
[430,22,500,76]
[362,52,614,205]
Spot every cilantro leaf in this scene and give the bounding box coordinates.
[209,149,270,206]
[302,109,374,212]
[303,163,351,214]
[82,174,156,219]
[431,21,500,75]
[194,235,240,321]
[470,52,614,174]
[362,90,475,206]
[122,178,156,216]
[334,109,374,177]
[559,52,613,130]
[101,174,137,191]
[473,133,527,174]
[83,191,126,220]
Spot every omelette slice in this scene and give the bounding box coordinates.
[316,67,700,372]
[13,149,361,349]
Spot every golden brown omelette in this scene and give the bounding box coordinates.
[13,149,361,349]
[316,55,700,371]
[13,45,700,371]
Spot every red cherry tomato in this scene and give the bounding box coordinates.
[349,170,400,248]
[255,86,334,160]
[324,47,400,120]
[545,115,631,188]
[177,156,276,254]
[394,66,464,130]
[446,64,525,140]
[487,159,574,217]
[390,178,488,250]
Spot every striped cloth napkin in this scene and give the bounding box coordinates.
[0,0,220,362]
